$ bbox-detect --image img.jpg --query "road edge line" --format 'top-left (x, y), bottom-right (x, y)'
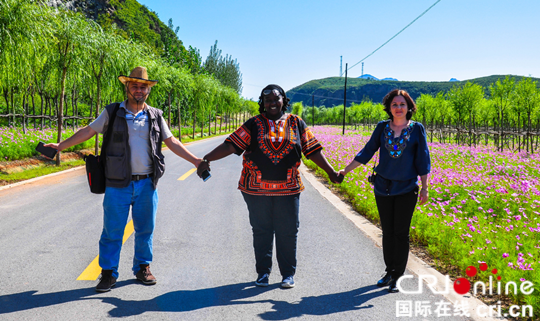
top-left (299, 165), bottom-right (503, 321)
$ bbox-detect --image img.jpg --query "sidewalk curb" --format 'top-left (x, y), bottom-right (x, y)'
top-left (299, 165), bottom-right (504, 321)
top-left (0, 166), bottom-right (86, 192)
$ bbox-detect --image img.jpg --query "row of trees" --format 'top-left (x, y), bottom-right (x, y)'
top-left (294, 76), bottom-right (540, 153)
top-left (0, 0), bottom-right (251, 164)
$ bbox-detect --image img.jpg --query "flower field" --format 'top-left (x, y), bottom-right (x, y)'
top-left (0, 126), bottom-right (99, 161)
top-left (0, 125), bottom-right (232, 162)
top-left (306, 126), bottom-right (540, 315)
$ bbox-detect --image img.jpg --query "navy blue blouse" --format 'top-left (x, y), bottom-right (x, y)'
top-left (354, 120), bottom-right (431, 196)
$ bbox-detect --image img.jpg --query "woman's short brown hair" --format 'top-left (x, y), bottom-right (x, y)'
top-left (382, 89), bottom-right (417, 120)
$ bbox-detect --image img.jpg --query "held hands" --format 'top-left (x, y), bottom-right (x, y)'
top-left (328, 170), bottom-right (344, 184)
top-left (418, 188), bottom-right (429, 206)
top-left (193, 158), bottom-right (203, 169)
top-left (196, 159), bottom-right (210, 178)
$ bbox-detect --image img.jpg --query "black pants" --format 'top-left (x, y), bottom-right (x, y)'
top-left (242, 192), bottom-right (300, 277)
top-left (375, 188), bottom-right (418, 279)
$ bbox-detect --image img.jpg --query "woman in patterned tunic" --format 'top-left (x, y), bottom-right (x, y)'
top-left (339, 89), bottom-right (431, 293)
top-left (197, 84), bottom-right (341, 288)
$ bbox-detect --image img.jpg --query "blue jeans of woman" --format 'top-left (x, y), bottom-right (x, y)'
top-left (100, 177), bottom-right (158, 279)
top-left (375, 188), bottom-right (418, 280)
top-left (242, 192), bottom-right (300, 277)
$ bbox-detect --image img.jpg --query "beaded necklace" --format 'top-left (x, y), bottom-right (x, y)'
top-left (383, 121), bottom-right (414, 158)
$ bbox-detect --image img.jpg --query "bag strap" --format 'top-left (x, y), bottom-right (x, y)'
top-left (100, 103), bottom-right (121, 157)
top-left (371, 151), bottom-right (379, 176)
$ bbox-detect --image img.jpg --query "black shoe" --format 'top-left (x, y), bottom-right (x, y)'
top-left (377, 273), bottom-right (393, 287)
top-left (388, 279), bottom-right (399, 293)
top-left (255, 273), bottom-right (269, 287)
top-left (96, 270), bottom-right (116, 292)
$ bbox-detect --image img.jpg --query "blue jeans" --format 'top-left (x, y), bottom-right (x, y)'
top-left (100, 178), bottom-right (158, 279)
top-left (242, 192), bottom-right (300, 277)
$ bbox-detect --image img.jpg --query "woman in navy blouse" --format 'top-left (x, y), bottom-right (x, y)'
top-left (339, 89), bottom-right (431, 293)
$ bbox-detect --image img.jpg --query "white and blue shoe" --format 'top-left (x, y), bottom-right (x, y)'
top-left (255, 273), bottom-right (270, 287)
top-left (281, 275), bottom-right (295, 288)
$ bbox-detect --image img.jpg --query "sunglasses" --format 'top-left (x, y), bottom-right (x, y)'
top-left (263, 89), bottom-right (281, 96)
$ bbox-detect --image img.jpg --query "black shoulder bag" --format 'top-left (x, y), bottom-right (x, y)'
top-left (83, 103), bottom-right (120, 194)
top-left (368, 151), bottom-right (379, 185)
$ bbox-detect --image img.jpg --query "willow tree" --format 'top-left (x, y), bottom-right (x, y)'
top-left (172, 68), bottom-right (193, 141)
top-left (50, 10), bottom-right (91, 164)
top-left (0, 0), bottom-right (48, 127)
top-left (87, 25), bottom-right (130, 154)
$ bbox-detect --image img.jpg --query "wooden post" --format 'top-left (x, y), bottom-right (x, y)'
top-left (342, 63), bottom-right (348, 135)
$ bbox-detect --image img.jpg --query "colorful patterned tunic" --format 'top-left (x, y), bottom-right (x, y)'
top-left (225, 114), bottom-right (322, 196)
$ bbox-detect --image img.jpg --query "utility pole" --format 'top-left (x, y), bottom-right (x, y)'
top-left (342, 63), bottom-right (348, 135)
top-left (340, 56), bottom-right (342, 77)
top-left (312, 94), bottom-right (315, 127)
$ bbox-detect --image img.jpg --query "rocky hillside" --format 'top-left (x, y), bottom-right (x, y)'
top-left (47, 0), bottom-right (184, 54)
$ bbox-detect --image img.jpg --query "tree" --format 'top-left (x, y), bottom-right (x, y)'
top-left (203, 41), bottom-right (242, 94)
top-left (512, 78), bottom-right (540, 152)
top-left (489, 76), bottom-right (515, 151)
top-left (87, 25), bottom-right (129, 154)
top-left (51, 10), bottom-right (91, 165)
top-left (447, 82), bottom-right (483, 145)
top-left (291, 102), bottom-right (303, 116)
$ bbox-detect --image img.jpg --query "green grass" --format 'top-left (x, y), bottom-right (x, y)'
top-left (0, 159), bottom-right (85, 185)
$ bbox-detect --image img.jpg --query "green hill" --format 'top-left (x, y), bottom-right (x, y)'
top-left (287, 75), bottom-right (540, 107)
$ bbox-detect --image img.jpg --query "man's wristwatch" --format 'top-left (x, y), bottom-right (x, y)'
top-left (202, 158), bottom-right (209, 163)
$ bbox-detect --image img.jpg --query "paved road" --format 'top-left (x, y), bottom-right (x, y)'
top-left (0, 136), bottom-right (470, 320)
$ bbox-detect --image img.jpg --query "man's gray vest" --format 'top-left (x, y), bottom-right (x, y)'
top-left (103, 103), bottom-right (165, 189)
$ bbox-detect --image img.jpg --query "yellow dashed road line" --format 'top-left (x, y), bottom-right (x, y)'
top-left (178, 168), bottom-right (197, 181)
top-left (77, 220), bottom-right (135, 281)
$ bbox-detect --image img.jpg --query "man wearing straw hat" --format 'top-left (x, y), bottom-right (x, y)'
top-left (46, 67), bottom-right (202, 292)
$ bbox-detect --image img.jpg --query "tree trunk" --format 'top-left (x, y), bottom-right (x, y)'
top-left (3, 88), bottom-right (9, 127)
top-left (219, 114), bottom-right (223, 134)
top-left (31, 88), bottom-right (36, 129)
top-left (22, 89), bottom-right (28, 134)
top-left (177, 101), bottom-right (182, 142)
top-left (168, 91), bottom-right (172, 128)
top-left (39, 94), bottom-right (44, 130)
top-left (192, 112), bottom-right (196, 140)
top-left (10, 88), bottom-right (14, 126)
top-left (94, 77), bottom-right (102, 155)
top-left (57, 65), bottom-right (68, 166)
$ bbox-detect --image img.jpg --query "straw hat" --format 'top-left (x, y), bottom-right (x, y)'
top-left (118, 66), bottom-right (158, 87)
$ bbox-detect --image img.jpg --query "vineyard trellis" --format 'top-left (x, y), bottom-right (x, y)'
top-left (0, 0), bottom-right (257, 164)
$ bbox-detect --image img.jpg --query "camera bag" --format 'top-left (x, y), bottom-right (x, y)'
top-left (83, 103), bottom-right (120, 194)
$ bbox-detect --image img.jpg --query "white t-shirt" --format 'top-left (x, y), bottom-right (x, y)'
top-left (89, 101), bottom-right (173, 175)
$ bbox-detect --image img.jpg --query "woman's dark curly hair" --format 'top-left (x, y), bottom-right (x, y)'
top-left (257, 84), bottom-right (291, 114)
top-left (382, 89), bottom-right (417, 120)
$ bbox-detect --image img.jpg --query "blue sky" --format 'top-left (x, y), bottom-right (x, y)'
top-left (138, 0), bottom-right (540, 101)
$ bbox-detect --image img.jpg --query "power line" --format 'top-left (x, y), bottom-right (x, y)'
top-left (347, 0), bottom-right (442, 73)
